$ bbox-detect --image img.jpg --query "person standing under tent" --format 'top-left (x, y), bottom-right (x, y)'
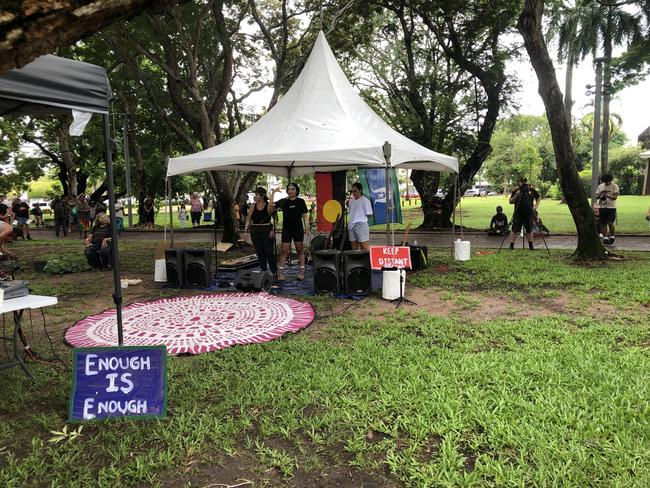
top-left (595, 174), bottom-right (619, 246)
top-left (244, 187), bottom-right (277, 276)
top-left (270, 183), bottom-right (308, 281)
top-left (347, 182), bottom-right (373, 250)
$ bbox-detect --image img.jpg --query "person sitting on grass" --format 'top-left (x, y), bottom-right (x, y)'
top-left (531, 209), bottom-right (549, 237)
top-left (487, 206), bottom-right (508, 236)
top-left (84, 213), bottom-right (113, 269)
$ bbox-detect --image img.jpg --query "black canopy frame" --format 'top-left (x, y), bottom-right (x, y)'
top-left (0, 55), bottom-right (124, 346)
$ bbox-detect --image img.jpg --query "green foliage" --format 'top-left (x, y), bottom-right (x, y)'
top-left (483, 115), bottom-right (552, 191)
top-left (43, 255), bottom-right (92, 274)
top-left (608, 145), bottom-right (645, 194)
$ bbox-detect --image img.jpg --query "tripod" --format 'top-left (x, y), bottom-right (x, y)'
top-left (497, 213), bottom-right (550, 255)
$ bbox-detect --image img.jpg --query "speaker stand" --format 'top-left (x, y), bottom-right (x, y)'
top-left (388, 270), bottom-right (416, 309)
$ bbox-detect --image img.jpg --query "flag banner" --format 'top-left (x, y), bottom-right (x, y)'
top-left (315, 171), bottom-right (347, 231)
top-left (358, 168), bottom-right (402, 225)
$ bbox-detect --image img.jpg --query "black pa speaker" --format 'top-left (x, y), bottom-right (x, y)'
top-left (313, 249), bottom-right (341, 294)
top-left (165, 249), bottom-right (184, 287)
top-left (183, 249), bottom-right (212, 287)
top-left (343, 250), bottom-right (371, 295)
top-left (409, 245), bottom-right (428, 271)
top-left (234, 269), bottom-right (273, 291)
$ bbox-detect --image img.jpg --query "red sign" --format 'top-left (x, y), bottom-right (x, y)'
top-left (369, 246), bottom-right (412, 270)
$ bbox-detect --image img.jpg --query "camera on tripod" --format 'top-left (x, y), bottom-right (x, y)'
top-left (599, 190), bottom-right (608, 205)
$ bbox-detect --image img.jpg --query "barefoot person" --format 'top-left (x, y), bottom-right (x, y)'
top-left (244, 187), bottom-right (277, 276)
top-left (347, 182), bottom-right (373, 250)
top-left (270, 183), bottom-right (308, 281)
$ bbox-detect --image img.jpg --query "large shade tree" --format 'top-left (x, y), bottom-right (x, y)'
top-left (518, 0), bottom-right (607, 260)
top-left (0, 0), bottom-right (183, 74)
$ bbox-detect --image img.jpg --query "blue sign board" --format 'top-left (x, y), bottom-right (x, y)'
top-left (69, 346), bottom-right (167, 422)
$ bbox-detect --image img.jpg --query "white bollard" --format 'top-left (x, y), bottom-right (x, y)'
top-left (454, 239), bottom-right (471, 261)
top-left (154, 259), bottom-right (167, 282)
top-left (382, 269), bottom-right (406, 300)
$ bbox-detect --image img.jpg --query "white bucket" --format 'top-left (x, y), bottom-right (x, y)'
top-left (382, 269), bottom-right (406, 300)
top-left (120, 279), bottom-right (129, 289)
top-left (454, 239), bottom-right (471, 261)
top-left (154, 259), bottom-right (167, 282)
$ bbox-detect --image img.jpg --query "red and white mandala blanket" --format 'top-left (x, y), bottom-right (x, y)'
top-left (65, 293), bottom-right (314, 355)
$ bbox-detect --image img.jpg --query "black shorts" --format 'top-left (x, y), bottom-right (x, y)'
top-left (281, 228), bottom-right (304, 244)
top-left (599, 208), bottom-right (616, 224)
top-left (511, 213), bottom-right (532, 234)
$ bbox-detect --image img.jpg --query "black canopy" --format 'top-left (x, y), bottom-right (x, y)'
top-left (0, 54), bottom-right (110, 116)
top-left (0, 54), bottom-right (124, 346)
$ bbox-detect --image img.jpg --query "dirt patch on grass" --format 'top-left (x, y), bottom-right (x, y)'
top-left (345, 287), bottom-right (624, 324)
top-left (163, 437), bottom-right (398, 488)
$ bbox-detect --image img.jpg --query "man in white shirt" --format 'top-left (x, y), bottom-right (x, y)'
top-left (595, 174), bottom-right (619, 246)
top-left (347, 182), bottom-right (374, 250)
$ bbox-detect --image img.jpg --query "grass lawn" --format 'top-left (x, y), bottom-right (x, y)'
top-left (372, 195), bottom-right (650, 234)
top-left (40, 196), bottom-right (650, 235)
top-left (1, 240), bottom-right (650, 486)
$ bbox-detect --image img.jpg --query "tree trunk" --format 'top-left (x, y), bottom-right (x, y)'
top-left (518, 0), bottom-right (607, 260)
top-left (438, 87), bottom-right (501, 227)
top-left (564, 34), bottom-right (576, 132)
top-left (601, 8), bottom-right (613, 175)
top-left (127, 120), bottom-right (147, 226)
top-left (0, 0), bottom-right (182, 75)
top-left (57, 117), bottom-right (78, 197)
top-left (410, 170), bottom-right (440, 228)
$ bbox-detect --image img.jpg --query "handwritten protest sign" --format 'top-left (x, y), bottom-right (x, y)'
top-left (69, 346), bottom-right (167, 421)
top-left (369, 246), bottom-right (412, 270)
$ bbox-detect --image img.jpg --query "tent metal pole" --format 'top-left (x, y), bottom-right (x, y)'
top-left (104, 114), bottom-right (124, 347)
top-left (123, 115), bottom-right (133, 229)
top-left (383, 142), bottom-right (392, 246)
top-left (452, 174), bottom-right (457, 258)
top-left (167, 166), bottom-right (174, 247)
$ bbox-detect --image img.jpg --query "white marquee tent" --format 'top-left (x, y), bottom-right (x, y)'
top-left (167, 31), bottom-right (458, 178)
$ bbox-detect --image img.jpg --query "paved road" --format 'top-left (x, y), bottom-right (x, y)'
top-left (29, 227), bottom-right (650, 251)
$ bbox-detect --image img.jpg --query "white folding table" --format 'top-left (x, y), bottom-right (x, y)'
top-left (0, 294), bottom-right (58, 378)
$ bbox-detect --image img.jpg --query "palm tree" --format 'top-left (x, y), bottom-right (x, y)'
top-left (546, 1), bottom-right (641, 171)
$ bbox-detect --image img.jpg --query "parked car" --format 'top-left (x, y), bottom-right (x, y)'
top-left (463, 189), bottom-right (480, 197)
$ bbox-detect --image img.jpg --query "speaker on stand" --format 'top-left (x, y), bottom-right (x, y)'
top-left (343, 250), bottom-right (371, 295)
top-left (313, 249), bottom-right (341, 293)
top-left (164, 249), bottom-right (184, 287)
top-left (183, 249), bottom-right (212, 287)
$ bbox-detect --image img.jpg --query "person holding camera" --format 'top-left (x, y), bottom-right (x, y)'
top-left (508, 177), bottom-right (541, 250)
top-left (595, 174), bottom-right (619, 246)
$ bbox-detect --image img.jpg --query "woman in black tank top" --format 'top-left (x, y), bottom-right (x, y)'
top-left (245, 187), bottom-right (277, 275)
